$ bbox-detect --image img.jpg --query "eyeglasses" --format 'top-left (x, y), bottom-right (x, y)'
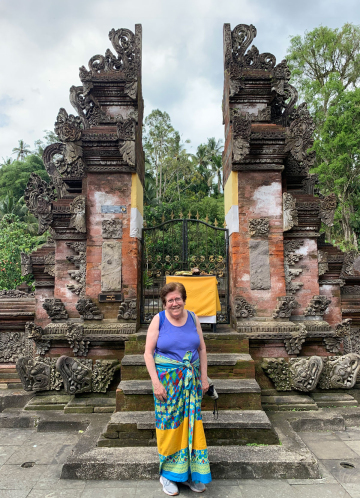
top-left (167, 297), bottom-right (183, 304)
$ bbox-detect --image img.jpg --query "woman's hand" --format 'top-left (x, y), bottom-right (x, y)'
top-left (201, 377), bottom-right (209, 395)
top-left (153, 382), bottom-right (167, 402)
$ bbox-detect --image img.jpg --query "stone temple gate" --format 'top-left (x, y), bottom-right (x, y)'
top-left (1, 23), bottom-right (360, 454)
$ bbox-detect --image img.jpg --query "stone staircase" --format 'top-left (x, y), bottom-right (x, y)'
top-left (100, 326), bottom-right (279, 447)
top-left (0, 365), bottom-right (22, 389)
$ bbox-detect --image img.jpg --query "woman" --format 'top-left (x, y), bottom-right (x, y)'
top-left (144, 282), bottom-right (212, 496)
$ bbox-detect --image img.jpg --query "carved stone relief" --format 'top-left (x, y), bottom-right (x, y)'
top-left (318, 251), bottom-right (329, 276)
top-left (301, 174), bottom-right (319, 196)
top-left (262, 356), bottom-right (323, 392)
top-left (56, 356), bottom-right (92, 394)
top-left (234, 297), bottom-right (256, 319)
top-left (283, 193), bottom-right (298, 231)
top-left (341, 251), bottom-right (358, 278)
top-left (232, 114), bottom-right (251, 162)
top-left (118, 300), bottom-right (137, 320)
top-left (43, 299), bottom-right (68, 321)
top-left (92, 359), bottom-right (120, 392)
top-left (318, 354), bottom-right (360, 389)
top-left (283, 240), bottom-right (303, 294)
top-left (101, 241), bottom-right (122, 292)
top-left (102, 219), bottom-right (123, 238)
top-left (24, 173), bottom-right (56, 235)
top-left (0, 331), bottom-right (32, 363)
top-left (17, 357), bottom-right (51, 392)
top-left (284, 103), bottom-right (316, 171)
top-left (44, 252), bottom-right (55, 277)
top-left (21, 253), bottom-right (32, 276)
top-left (304, 295), bottom-right (331, 317)
top-left (320, 194), bottom-right (337, 227)
top-left (65, 323), bottom-right (89, 356)
top-left (273, 296), bottom-right (299, 319)
top-left (271, 59), bottom-right (298, 126)
top-left (324, 319), bottom-right (352, 354)
top-left (26, 322), bottom-right (50, 356)
top-left (69, 196), bottom-right (86, 233)
top-left (248, 218), bottom-right (269, 237)
top-left (344, 329), bottom-right (360, 355)
top-left (76, 298), bottom-right (103, 320)
top-left (66, 241), bottom-right (86, 297)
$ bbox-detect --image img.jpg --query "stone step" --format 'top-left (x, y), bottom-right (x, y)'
top-left (0, 373), bottom-right (20, 380)
top-left (116, 379), bottom-right (261, 412)
top-left (24, 394), bottom-right (74, 411)
top-left (0, 365), bottom-right (17, 373)
top-left (98, 409), bottom-right (279, 447)
top-left (65, 397), bottom-right (116, 414)
top-left (121, 353), bottom-right (255, 380)
top-left (310, 392), bottom-right (358, 408)
top-left (262, 394), bottom-right (318, 411)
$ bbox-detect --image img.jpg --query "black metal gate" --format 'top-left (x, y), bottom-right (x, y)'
top-left (140, 217), bottom-right (229, 324)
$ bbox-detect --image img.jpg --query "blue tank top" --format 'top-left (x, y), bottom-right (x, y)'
top-left (155, 310), bottom-right (200, 363)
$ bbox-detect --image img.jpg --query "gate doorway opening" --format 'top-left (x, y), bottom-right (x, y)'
top-left (140, 217), bottom-right (229, 324)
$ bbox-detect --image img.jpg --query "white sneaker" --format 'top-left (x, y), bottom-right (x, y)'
top-left (160, 476), bottom-right (179, 496)
top-left (183, 480), bottom-right (206, 493)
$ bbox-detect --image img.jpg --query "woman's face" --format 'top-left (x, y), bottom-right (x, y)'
top-left (164, 290), bottom-right (185, 319)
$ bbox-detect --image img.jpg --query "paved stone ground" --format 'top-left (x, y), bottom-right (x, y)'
top-left (1, 426), bottom-right (360, 497)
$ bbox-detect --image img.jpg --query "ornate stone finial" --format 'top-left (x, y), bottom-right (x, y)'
top-left (284, 324), bottom-right (307, 355)
top-left (102, 219), bottom-right (123, 239)
top-left (55, 108), bottom-right (82, 142)
top-left (25, 322), bottom-right (50, 356)
top-left (76, 298), bottom-right (103, 320)
top-left (24, 174), bottom-right (56, 235)
top-left (284, 103), bottom-right (316, 172)
top-left (21, 252), bottom-right (32, 276)
top-left (65, 323), bottom-right (89, 356)
top-left (262, 356), bottom-right (323, 392)
top-left (273, 296), bottom-right (299, 319)
top-left (69, 196), bottom-right (86, 233)
top-left (248, 218), bottom-right (269, 238)
top-left (283, 193), bottom-right (298, 231)
top-left (304, 295), bottom-right (331, 317)
top-left (229, 24), bottom-right (276, 72)
top-left (234, 297), bottom-right (256, 319)
top-left (43, 298), bottom-right (68, 321)
top-left (232, 113), bottom-right (251, 162)
top-left (118, 300), bottom-right (137, 320)
top-left (318, 354), bottom-right (360, 389)
top-left (320, 194), bottom-right (337, 227)
top-left (318, 250), bottom-right (329, 276)
top-left (56, 356), bottom-right (92, 394)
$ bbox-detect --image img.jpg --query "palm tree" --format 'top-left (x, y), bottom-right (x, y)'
top-left (206, 138), bottom-right (223, 193)
top-left (12, 140), bottom-right (31, 161)
top-left (1, 157), bottom-right (13, 167)
top-left (0, 195), bottom-right (28, 220)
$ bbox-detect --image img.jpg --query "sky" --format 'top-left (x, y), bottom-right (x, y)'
top-left (0, 0), bottom-right (359, 160)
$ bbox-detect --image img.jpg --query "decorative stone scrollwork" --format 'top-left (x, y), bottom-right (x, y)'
top-left (262, 356), bottom-right (323, 392)
top-left (324, 319), bottom-right (352, 354)
top-left (17, 357), bottom-right (51, 391)
top-left (56, 356), bottom-right (92, 394)
top-left (320, 194), bottom-right (337, 227)
top-left (0, 289), bottom-right (34, 298)
top-left (234, 297), bottom-right (256, 319)
top-left (102, 219), bottom-right (123, 238)
top-left (273, 296), bottom-right (299, 319)
top-left (69, 85), bottom-right (113, 129)
top-left (92, 359), bottom-right (120, 392)
top-left (230, 24), bottom-right (276, 72)
top-left (340, 251), bottom-right (359, 278)
top-left (318, 251), bottom-right (329, 276)
top-left (248, 218), bottom-right (269, 238)
top-left (118, 300), bottom-right (137, 320)
top-left (284, 240), bottom-right (303, 294)
top-left (42, 143), bottom-right (68, 198)
top-left (69, 196), bottom-right (86, 233)
top-left (0, 332), bottom-right (28, 362)
top-left (21, 253), bottom-right (32, 276)
top-left (344, 328), bottom-right (360, 355)
top-left (301, 174), bottom-right (319, 196)
top-left (25, 322), bottom-right (50, 356)
top-left (44, 252), bottom-right (55, 277)
top-left (283, 193), bottom-right (298, 232)
top-left (65, 323), bottom-right (89, 356)
top-left (318, 354), bottom-right (360, 389)
top-left (55, 107), bottom-right (82, 142)
top-left (284, 102), bottom-right (316, 171)
top-left (43, 298), bottom-right (68, 321)
top-left (76, 298), bottom-right (103, 320)
top-left (232, 114), bottom-right (251, 162)
top-left (284, 324), bottom-right (307, 355)
top-left (271, 59), bottom-right (298, 126)
top-left (66, 241), bottom-right (86, 297)
top-left (24, 173), bottom-right (56, 235)
top-left (304, 295), bottom-right (331, 317)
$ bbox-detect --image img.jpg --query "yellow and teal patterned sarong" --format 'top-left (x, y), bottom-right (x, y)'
top-left (154, 351), bottom-right (212, 484)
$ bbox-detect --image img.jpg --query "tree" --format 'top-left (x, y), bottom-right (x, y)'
top-left (12, 140), bottom-right (31, 161)
top-left (0, 154), bottom-right (49, 202)
top-left (0, 215), bottom-right (46, 290)
top-left (286, 24), bottom-right (360, 127)
top-left (312, 88), bottom-right (360, 249)
top-left (33, 130), bottom-right (59, 157)
top-left (206, 137), bottom-right (223, 194)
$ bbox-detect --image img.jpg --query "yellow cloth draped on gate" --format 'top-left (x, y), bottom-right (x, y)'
top-left (165, 276), bottom-right (221, 317)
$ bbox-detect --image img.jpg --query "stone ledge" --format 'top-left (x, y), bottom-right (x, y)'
top-left (117, 378), bottom-right (261, 395)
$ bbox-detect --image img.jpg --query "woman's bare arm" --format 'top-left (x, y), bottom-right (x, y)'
top-left (144, 314), bottom-right (167, 401)
top-left (195, 315), bottom-right (209, 393)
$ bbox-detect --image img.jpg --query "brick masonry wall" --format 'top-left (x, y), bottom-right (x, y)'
top-left (320, 284), bottom-right (342, 327)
